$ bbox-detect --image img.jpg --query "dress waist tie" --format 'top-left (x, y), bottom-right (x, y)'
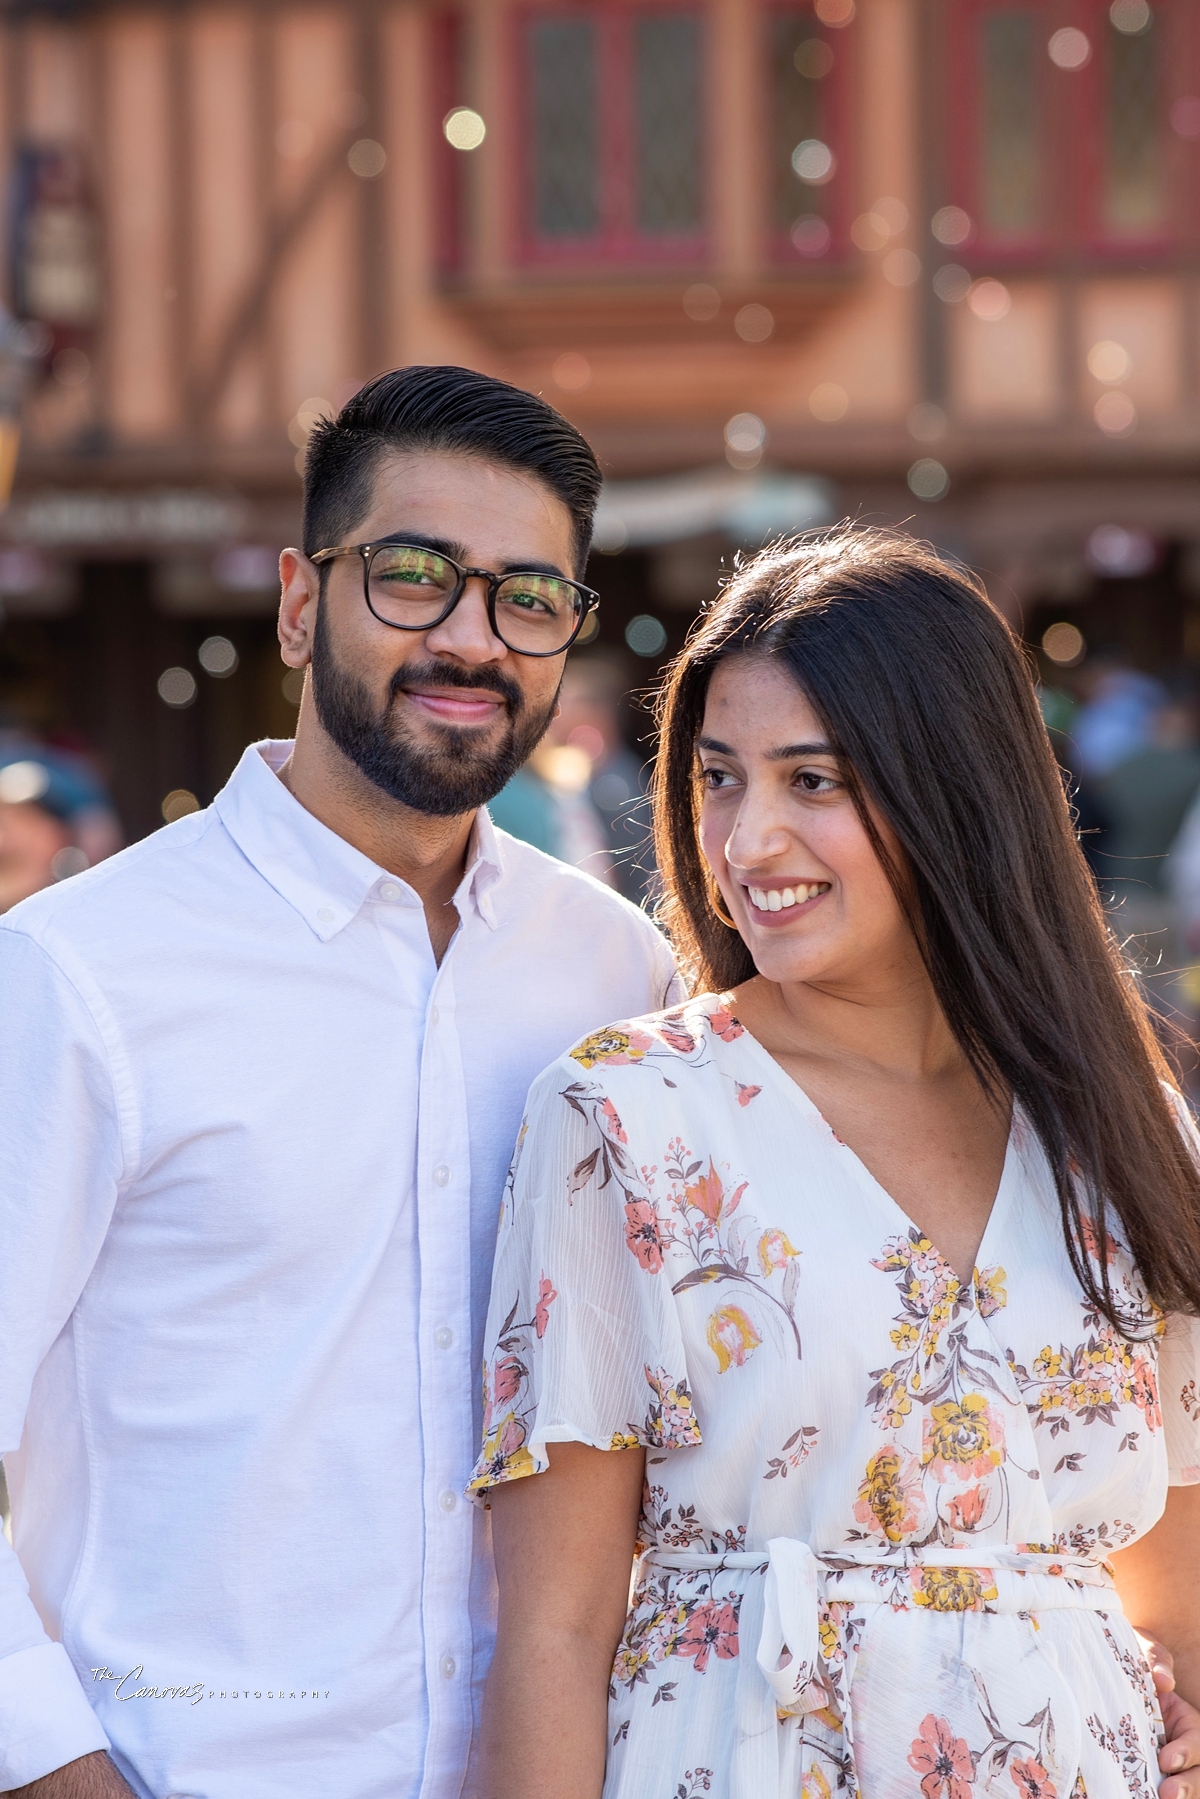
top-left (635, 1541), bottom-right (1123, 1799)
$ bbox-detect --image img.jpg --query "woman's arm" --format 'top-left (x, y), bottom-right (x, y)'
top-left (1110, 1485), bottom-right (1200, 1799)
top-left (479, 1441), bottom-right (646, 1799)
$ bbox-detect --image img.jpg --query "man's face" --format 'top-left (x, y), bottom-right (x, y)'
top-left (0, 801), bottom-right (70, 911)
top-left (291, 451), bottom-right (581, 817)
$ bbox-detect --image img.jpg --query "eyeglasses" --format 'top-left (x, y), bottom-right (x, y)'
top-left (310, 540), bottom-right (600, 658)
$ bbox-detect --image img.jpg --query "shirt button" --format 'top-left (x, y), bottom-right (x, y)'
top-left (434, 1326), bottom-right (453, 1350)
top-left (433, 1164), bottom-right (450, 1187)
top-left (440, 1654), bottom-right (456, 1680)
top-left (439, 1489), bottom-right (458, 1514)
top-left (379, 881), bottom-right (402, 902)
top-left (317, 906), bottom-right (334, 924)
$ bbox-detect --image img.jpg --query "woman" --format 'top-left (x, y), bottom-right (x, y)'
top-left (471, 532), bottom-right (1200, 1799)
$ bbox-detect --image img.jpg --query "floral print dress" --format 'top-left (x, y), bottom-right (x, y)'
top-left (470, 993), bottom-right (1200, 1799)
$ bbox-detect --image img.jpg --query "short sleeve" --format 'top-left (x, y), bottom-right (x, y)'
top-left (469, 1055), bottom-right (701, 1500)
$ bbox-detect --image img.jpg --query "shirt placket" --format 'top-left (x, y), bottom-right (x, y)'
top-left (415, 949), bottom-right (475, 1798)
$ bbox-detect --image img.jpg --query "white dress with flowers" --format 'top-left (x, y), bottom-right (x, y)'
top-left (471, 993), bottom-right (1200, 1799)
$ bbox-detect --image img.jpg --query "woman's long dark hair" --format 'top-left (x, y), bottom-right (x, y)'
top-left (652, 527), bottom-right (1200, 1329)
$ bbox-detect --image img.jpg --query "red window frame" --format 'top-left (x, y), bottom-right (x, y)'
top-left (514, 0), bottom-right (711, 270)
top-left (945, 0), bottom-right (1199, 266)
top-left (764, 1), bottom-right (855, 269)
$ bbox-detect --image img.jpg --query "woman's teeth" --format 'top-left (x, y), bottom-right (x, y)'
top-left (748, 883), bottom-right (828, 913)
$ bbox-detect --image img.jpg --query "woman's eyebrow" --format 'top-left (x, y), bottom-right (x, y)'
top-left (696, 735), bottom-right (834, 759)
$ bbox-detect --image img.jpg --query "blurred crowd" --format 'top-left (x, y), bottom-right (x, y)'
top-left (0, 731), bottom-right (120, 915)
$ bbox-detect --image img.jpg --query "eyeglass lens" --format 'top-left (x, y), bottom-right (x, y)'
top-left (367, 545), bottom-right (584, 652)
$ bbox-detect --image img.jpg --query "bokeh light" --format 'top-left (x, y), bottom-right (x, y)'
top-left (443, 108), bottom-right (486, 151)
top-left (1042, 622), bottom-right (1086, 666)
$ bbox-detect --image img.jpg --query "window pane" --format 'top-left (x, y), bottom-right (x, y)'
top-left (635, 13), bottom-right (702, 234)
top-left (1106, 15), bottom-right (1161, 233)
top-left (772, 11), bottom-right (826, 235)
top-left (532, 19), bottom-right (598, 237)
top-left (980, 11), bottom-right (1039, 236)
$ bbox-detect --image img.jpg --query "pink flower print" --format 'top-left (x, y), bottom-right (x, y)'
top-left (945, 1484), bottom-right (989, 1533)
top-left (1128, 1356), bottom-right (1162, 1431)
top-left (656, 1011), bottom-right (699, 1055)
top-left (1010, 1759), bottom-right (1058, 1799)
top-left (676, 1600), bottom-right (739, 1673)
top-left (908, 1713), bottom-right (976, 1799)
top-left (757, 1228), bottom-right (799, 1276)
top-left (600, 1097), bottom-right (628, 1143)
top-left (625, 1199), bottom-right (665, 1273)
top-left (1078, 1213), bottom-right (1117, 1265)
top-left (483, 1353), bottom-right (522, 1430)
top-left (706, 1304), bottom-right (762, 1373)
top-left (922, 1393), bottom-right (1005, 1481)
top-left (535, 1274), bottom-right (557, 1338)
top-left (570, 1026), bottom-right (655, 1069)
top-left (708, 1004), bottom-right (744, 1043)
top-left (736, 1083), bottom-right (762, 1107)
top-left (686, 1161), bottom-right (726, 1222)
top-left (853, 1446), bottom-right (925, 1544)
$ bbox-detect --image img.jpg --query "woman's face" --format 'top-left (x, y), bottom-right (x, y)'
top-left (696, 653), bottom-right (915, 991)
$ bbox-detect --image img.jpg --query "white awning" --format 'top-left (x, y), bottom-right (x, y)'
top-left (592, 467), bottom-right (835, 552)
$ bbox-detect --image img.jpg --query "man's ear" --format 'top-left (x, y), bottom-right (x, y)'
top-left (278, 549), bottom-right (320, 667)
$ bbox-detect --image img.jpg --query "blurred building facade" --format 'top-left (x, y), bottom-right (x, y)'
top-left (0, 0), bottom-right (1197, 837)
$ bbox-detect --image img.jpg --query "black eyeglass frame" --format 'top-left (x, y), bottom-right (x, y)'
top-left (310, 540), bottom-right (600, 658)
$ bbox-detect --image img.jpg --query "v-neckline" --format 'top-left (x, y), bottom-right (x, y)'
top-left (718, 1001), bottom-right (1016, 1289)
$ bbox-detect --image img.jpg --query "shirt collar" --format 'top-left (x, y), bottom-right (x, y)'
top-left (214, 741), bottom-right (505, 940)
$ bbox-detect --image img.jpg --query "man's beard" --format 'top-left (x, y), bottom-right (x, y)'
top-left (308, 602), bottom-right (558, 817)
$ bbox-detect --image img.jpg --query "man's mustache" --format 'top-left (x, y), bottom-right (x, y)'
top-left (386, 659), bottom-right (523, 719)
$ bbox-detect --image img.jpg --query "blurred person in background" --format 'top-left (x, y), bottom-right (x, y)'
top-left (0, 744), bottom-right (120, 912)
top-left (1072, 647), bottom-right (1166, 779)
top-left (489, 652), bottom-right (657, 904)
top-left (1097, 691), bottom-right (1200, 1029)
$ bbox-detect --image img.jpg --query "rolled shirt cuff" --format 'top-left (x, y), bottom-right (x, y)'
top-left (0, 1640), bottom-right (110, 1790)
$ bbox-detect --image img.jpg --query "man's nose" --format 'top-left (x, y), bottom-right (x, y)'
top-left (423, 575), bottom-right (508, 665)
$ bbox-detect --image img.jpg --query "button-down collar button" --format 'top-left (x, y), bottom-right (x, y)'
top-left (433, 1164), bottom-right (450, 1187)
top-left (440, 1654), bottom-right (457, 1679)
top-left (379, 881), bottom-right (402, 902)
top-left (439, 1489), bottom-right (458, 1514)
top-left (317, 906), bottom-right (334, 924)
top-left (434, 1326), bottom-right (453, 1350)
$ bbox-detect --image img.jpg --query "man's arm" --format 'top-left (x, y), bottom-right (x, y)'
top-left (0, 928), bottom-right (129, 1789)
top-left (6, 1752), bottom-right (136, 1797)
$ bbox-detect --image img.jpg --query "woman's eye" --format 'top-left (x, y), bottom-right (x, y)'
top-left (701, 767), bottom-right (733, 789)
top-left (797, 770), bottom-right (838, 794)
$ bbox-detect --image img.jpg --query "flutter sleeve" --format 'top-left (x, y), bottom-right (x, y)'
top-left (469, 1053), bottom-right (701, 1500)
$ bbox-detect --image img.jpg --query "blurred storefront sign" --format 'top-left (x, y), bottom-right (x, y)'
top-left (593, 468), bottom-right (834, 552)
top-left (0, 488), bottom-right (250, 549)
top-left (11, 145), bottom-right (101, 351)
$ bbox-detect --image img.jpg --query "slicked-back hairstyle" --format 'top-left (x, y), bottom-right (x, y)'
top-left (302, 365), bottom-right (602, 574)
top-left (652, 526), bottom-right (1200, 1331)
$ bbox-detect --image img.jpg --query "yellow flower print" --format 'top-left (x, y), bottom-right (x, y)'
top-left (609, 1430), bottom-right (641, 1451)
top-left (570, 1026), bottom-right (655, 1068)
top-left (469, 1411), bottom-right (536, 1492)
top-left (706, 1304), bottom-right (762, 1372)
top-left (853, 1446), bottom-right (925, 1543)
top-left (974, 1263), bottom-right (1007, 1318)
top-left (890, 1320), bottom-right (920, 1351)
top-left (1033, 1346), bottom-right (1063, 1379)
top-left (801, 1764), bottom-right (832, 1799)
top-left (911, 1566), bottom-right (998, 1612)
top-left (922, 1393), bottom-right (1005, 1480)
top-left (757, 1228), bottom-right (799, 1276)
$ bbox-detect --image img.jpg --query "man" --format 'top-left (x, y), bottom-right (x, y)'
top-left (0, 367), bottom-right (678, 1797)
top-left (0, 745), bottom-right (120, 912)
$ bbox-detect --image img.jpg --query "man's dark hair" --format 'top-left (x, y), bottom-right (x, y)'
top-left (302, 365), bottom-right (602, 574)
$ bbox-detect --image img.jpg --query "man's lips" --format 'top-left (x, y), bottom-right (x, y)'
top-left (400, 687), bottom-right (508, 726)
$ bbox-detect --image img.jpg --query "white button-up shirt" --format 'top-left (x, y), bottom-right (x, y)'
top-left (0, 741), bottom-right (678, 1799)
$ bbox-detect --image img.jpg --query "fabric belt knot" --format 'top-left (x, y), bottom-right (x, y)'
top-left (756, 1537), bottom-right (827, 1716)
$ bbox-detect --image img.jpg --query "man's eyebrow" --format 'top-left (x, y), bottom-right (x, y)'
top-left (696, 735), bottom-right (834, 759)
top-left (372, 532), bottom-right (568, 580)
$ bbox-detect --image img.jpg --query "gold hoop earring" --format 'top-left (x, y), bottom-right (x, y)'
top-left (706, 873), bottom-right (738, 931)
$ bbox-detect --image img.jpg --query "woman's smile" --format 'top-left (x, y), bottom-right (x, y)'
top-left (743, 880), bottom-right (832, 920)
